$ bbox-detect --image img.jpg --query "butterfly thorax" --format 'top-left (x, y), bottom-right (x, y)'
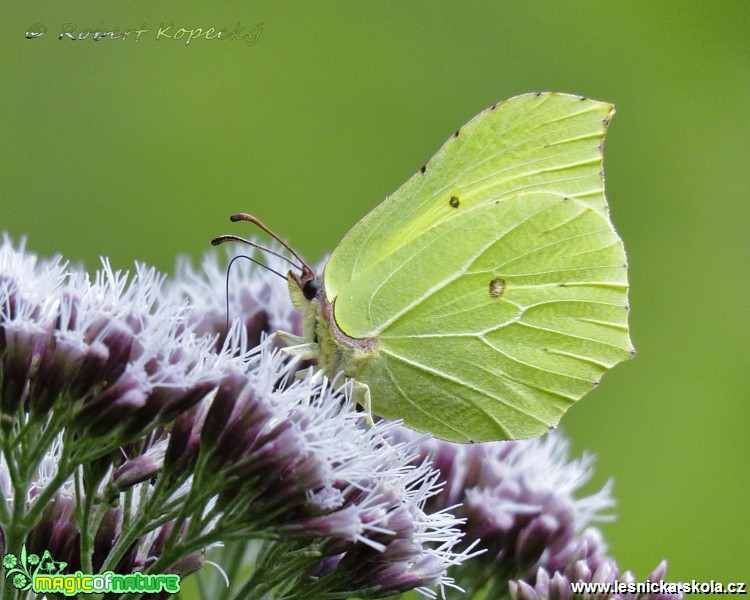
top-left (287, 273), bottom-right (378, 380)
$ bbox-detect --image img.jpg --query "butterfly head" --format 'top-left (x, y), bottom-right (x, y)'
top-left (212, 212), bottom-right (323, 309)
top-left (287, 265), bottom-right (323, 310)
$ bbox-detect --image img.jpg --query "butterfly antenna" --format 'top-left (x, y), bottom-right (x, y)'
top-left (222, 254), bottom-right (286, 334)
top-left (211, 234), bottom-right (301, 271)
top-left (227, 213), bottom-right (315, 275)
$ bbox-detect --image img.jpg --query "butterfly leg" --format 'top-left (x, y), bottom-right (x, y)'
top-left (275, 329), bottom-right (305, 346)
top-left (351, 381), bottom-right (403, 451)
top-left (350, 380), bottom-right (373, 424)
top-left (276, 330), bottom-right (320, 360)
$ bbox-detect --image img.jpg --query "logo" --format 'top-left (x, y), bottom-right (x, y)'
top-left (3, 546), bottom-right (67, 592)
top-left (3, 545), bottom-right (180, 596)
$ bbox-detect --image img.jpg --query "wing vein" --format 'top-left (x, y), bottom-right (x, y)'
top-left (381, 347), bottom-right (546, 433)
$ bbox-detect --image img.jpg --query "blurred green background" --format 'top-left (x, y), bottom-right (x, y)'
top-left (2, 0), bottom-right (748, 589)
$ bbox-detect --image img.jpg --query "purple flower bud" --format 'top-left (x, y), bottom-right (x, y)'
top-left (548, 571), bottom-right (570, 600)
top-left (648, 559), bottom-right (668, 582)
top-left (516, 514), bottom-right (558, 570)
top-left (72, 366), bottom-right (150, 436)
top-left (29, 335), bottom-right (86, 415)
top-left (1, 320), bottom-right (52, 415)
top-left (68, 339), bottom-right (110, 397)
top-left (307, 554), bottom-right (342, 579)
top-left (163, 409), bottom-right (200, 478)
top-left (199, 370), bottom-right (250, 448)
top-left (158, 380), bottom-right (215, 421)
top-left (167, 547), bottom-right (205, 580)
top-left (571, 559), bottom-right (592, 583)
top-left (279, 506), bottom-right (365, 540)
top-left (113, 440), bottom-right (167, 488)
top-left (513, 579), bottom-right (541, 600)
top-left (97, 323), bottom-right (136, 385)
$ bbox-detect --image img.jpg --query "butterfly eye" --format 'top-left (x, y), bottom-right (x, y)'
top-left (302, 278), bottom-right (321, 301)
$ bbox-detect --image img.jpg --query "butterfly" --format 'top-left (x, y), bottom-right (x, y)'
top-left (213, 93), bottom-right (634, 443)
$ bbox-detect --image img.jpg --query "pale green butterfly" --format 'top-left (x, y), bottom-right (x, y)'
top-left (213, 92), bottom-right (634, 443)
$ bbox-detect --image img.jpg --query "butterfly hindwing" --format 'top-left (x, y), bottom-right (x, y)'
top-left (336, 193), bottom-right (631, 441)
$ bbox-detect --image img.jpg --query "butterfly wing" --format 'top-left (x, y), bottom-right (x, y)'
top-left (324, 93), bottom-right (633, 442)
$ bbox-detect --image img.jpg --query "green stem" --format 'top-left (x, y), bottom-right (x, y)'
top-left (99, 482), bottom-right (180, 573)
top-left (227, 541), bottom-right (324, 600)
top-left (76, 466), bottom-right (110, 575)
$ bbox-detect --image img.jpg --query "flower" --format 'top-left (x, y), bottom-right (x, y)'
top-left (0, 235), bottom-right (220, 442)
top-left (0, 234), bottom-right (680, 599)
top-left (389, 426), bottom-right (681, 599)
top-left (0, 234), bottom-right (468, 598)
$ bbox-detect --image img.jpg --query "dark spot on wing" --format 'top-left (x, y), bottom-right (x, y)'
top-left (420, 165), bottom-right (427, 174)
top-left (557, 283), bottom-right (568, 287)
top-left (579, 96), bottom-right (587, 101)
top-left (534, 92), bottom-right (542, 97)
top-left (449, 195), bottom-right (460, 208)
top-left (603, 118), bottom-right (611, 126)
top-left (452, 129), bottom-right (460, 138)
top-left (489, 277), bottom-right (506, 298)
